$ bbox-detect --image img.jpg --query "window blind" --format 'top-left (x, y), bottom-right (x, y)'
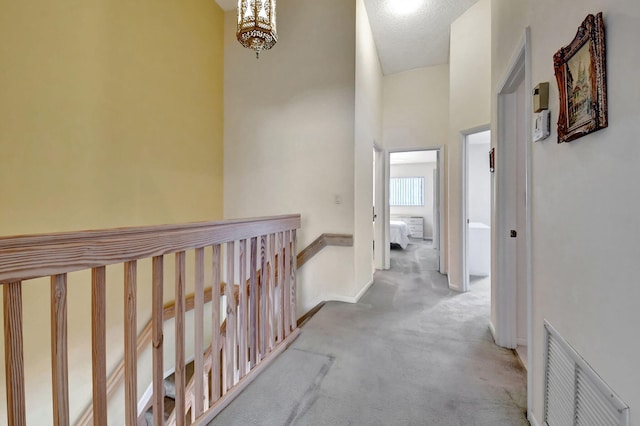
top-left (390, 177), bottom-right (424, 206)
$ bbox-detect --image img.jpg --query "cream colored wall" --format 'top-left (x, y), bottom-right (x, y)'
top-left (354, 0), bottom-right (383, 297)
top-left (383, 66), bottom-right (450, 150)
top-left (492, 0), bottom-right (640, 423)
top-left (382, 65), bottom-right (450, 269)
top-left (223, 0), bottom-right (357, 313)
top-left (0, 1), bottom-right (225, 423)
top-left (448, 0), bottom-right (491, 290)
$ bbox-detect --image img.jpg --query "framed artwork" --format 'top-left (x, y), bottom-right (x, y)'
top-left (553, 12), bottom-right (607, 143)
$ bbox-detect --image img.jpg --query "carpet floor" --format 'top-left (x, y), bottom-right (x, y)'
top-left (209, 241), bottom-right (528, 426)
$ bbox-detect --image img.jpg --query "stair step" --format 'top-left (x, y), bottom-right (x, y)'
top-left (141, 395), bottom-right (176, 425)
top-left (164, 360), bottom-right (196, 399)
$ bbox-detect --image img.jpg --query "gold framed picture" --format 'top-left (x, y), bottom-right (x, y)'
top-left (553, 13), bottom-right (607, 143)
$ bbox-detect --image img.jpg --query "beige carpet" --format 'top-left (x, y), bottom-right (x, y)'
top-left (209, 240), bottom-right (528, 425)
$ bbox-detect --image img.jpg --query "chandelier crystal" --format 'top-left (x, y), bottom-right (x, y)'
top-left (237, 0), bottom-right (277, 58)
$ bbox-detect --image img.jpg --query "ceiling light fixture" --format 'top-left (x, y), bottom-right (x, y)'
top-left (389, 0), bottom-right (422, 16)
top-left (237, 0), bottom-right (277, 59)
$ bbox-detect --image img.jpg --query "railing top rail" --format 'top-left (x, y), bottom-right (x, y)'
top-left (0, 215), bottom-right (301, 284)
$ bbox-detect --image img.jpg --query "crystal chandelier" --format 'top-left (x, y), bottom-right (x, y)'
top-left (237, 0), bottom-right (277, 58)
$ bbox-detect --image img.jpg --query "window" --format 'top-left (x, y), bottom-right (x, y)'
top-left (390, 177), bottom-right (424, 206)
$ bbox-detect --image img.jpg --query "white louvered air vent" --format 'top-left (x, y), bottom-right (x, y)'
top-left (544, 321), bottom-right (629, 426)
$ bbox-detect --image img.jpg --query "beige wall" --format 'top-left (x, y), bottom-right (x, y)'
top-left (383, 65), bottom-right (450, 150)
top-left (0, 1), bottom-right (225, 423)
top-left (448, 0), bottom-right (492, 290)
top-left (354, 0), bottom-right (383, 297)
top-left (382, 64), bottom-right (450, 269)
top-left (492, 0), bottom-right (640, 423)
top-left (223, 0), bottom-right (357, 312)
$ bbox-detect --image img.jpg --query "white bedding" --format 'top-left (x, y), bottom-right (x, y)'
top-left (390, 220), bottom-right (411, 249)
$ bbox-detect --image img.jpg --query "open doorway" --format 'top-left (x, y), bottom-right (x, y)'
top-left (462, 130), bottom-right (492, 293)
top-left (384, 149), bottom-right (444, 272)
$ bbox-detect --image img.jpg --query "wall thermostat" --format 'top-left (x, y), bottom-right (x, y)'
top-left (533, 82), bottom-right (549, 112)
top-left (533, 110), bottom-right (551, 142)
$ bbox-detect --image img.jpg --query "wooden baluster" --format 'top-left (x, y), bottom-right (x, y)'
top-left (91, 267), bottom-right (107, 425)
top-left (249, 237), bottom-right (258, 368)
top-left (283, 231), bottom-right (291, 337)
top-left (175, 252), bottom-right (186, 426)
top-left (151, 257), bottom-right (164, 426)
top-left (277, 232), bottom-right (284, 343)
top-left (211, 245), bottom-right (221, 403)
top-left (225, 242), bottom-right (236, 390)
top-left (51, 274), bottom-right (69, 426)
top-left (268, 233), bottom-right (276, 350)
top-left (4, 282), bottom-right (26, 426)
top-left (260, 235), bottom-right (267, 357)
top-left (124, 262), bottom-right (137, 426)
top-left (238, 240), bottom-right (248, 378)
top-left (194, 248), bottom-right (205, 418)
top-left (291, 229), bottom-right (298, 331)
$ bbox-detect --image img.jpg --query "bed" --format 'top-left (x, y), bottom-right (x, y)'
top-left (390, 220), bottom-right (411, 249)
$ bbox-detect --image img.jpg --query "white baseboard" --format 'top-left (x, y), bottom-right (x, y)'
top-left (354, 278), bottom-right (374, 302)
top-left (446, 272), bottom-right (464, 291)
top-left (324, 279), bottom-right (374, 304)
top-left (489, 322), bottom-right (497, 344)
top-left (137, 355), bottom-right (196, 414)
top-left (516, 338), bottom-right (528, 347)
top-left (528, 411), bottom-right (541, 426)
top-left (138, 382), bottom-right (154, 415)
top-left (323, 294), bottom-right (358, 303)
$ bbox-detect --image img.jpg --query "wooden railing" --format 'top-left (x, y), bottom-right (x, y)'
top-left (75, 231), bottom-right (353, 425)
top-left (0, 215), bottom-right (301, 426)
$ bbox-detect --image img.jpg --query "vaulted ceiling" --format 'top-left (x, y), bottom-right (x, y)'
top-left (215, 0), bottom-right (479, 75)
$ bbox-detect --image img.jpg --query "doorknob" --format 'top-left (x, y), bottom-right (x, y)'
top-left (510, 230), bottom-right (517, 238)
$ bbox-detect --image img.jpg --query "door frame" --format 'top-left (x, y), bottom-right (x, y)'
top-left (460, 125), bottom-right (491, 293)
top-left (494, 27), bottom-right (533, 422)
top-left (373, 143), bottom-right (385, 270)
top-left (383, 146), bottom-right (444, 272)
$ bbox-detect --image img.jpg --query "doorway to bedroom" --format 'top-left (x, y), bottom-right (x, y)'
top-left (386, 149), bottom-right (443, 273)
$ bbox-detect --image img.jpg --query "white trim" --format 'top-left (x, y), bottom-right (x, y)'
top-left (138, 382), bottom-right (154, 415)
top-left (448, 281), bottom-right (463, 292)
top-left (385, 146), bottom-right (445, 273)
top-left (495, 27), bottom-right (534, 422)
top-left (461, 133), bottom-right (469, 292)
top-left (495, 29), bottom-right (530, 349)
top-left (373, 146), bottom-right (385, 270)
top-left (354, 278), bottom-right (375, 302)
top-left (528, 412), bottom-right (541, 426)
top-left (459, 125), bottom-right (490, 293)
top-left (324, 294), bottom-right (359, 304)
top-left (488, 322), bottom-right (498, 344)
top-left (523, 27), bottom-right (534, 426)
top-left (516, 338), bottom-right (528, 347)
top-left (324, 278), bottom-right (374, 304)
top-left (137, 354), bottom-right (197, 415)
top-left (438, 149), bottom-right (446, 274)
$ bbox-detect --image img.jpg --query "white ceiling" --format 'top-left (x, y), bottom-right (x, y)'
top-left (216, 0), bottom-right (479, 75)
top-left (363, 0), bottom-right (479, 74)
top-left (390, 150), bottom-right (437, 165)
